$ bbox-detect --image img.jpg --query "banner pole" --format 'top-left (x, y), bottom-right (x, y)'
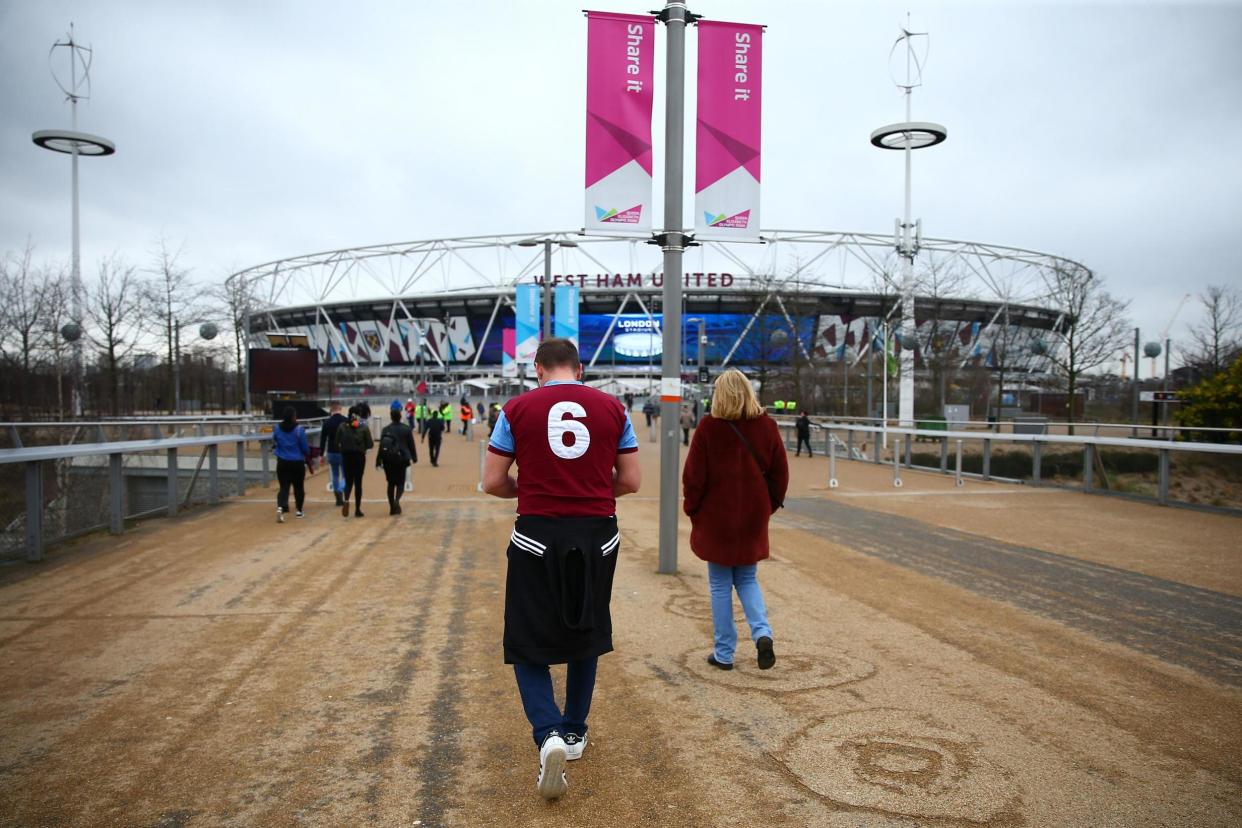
top-left (657, 1), bottom-right (690, 576)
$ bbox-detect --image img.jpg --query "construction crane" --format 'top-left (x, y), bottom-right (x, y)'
top-left (1155, 293), bottom-right (1192, 378)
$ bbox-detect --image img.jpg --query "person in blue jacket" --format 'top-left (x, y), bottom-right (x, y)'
top-left (273, 406), bottom-right (314, 522)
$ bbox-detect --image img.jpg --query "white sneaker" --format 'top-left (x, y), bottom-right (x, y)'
top-left (295, 510), bottom-right (305, 519)
top-left (536, 732), bottom-right (568, 799)
top-left (276, 507), bottom-right (284, 523)
top-left (564, 733), bottom-right (586, 761)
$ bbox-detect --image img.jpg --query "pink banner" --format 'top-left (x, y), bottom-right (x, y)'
top-left (695, 20), bottom-right (762, 239)
top-left (585, 11), bottom-right (654, 234)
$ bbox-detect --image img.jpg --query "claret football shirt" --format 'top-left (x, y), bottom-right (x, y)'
top-left (488, 380), bottom-right (638, 517)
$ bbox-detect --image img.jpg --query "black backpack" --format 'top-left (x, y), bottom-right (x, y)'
top-left (379, 428), bottom-right (399, 459)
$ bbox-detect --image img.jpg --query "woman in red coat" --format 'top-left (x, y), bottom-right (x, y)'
top-left (682, 369), bottom-right (789, 671)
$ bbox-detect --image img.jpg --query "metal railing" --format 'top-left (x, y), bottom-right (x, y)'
top-left (776, 419), bottom-right (1242, 513)
top-left (0, 420), bottom-right (327, 563)
top-left (797, 414), bottom-right (1240, 441)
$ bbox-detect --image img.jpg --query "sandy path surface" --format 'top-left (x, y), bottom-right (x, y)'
top-left (1, 432), bottom-right (1239, 826)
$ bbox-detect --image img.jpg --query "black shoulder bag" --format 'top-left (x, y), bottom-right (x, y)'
top-left (723, 420), bottom-right (784, 510)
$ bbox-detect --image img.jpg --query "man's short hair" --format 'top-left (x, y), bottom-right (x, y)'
top-left (535, 338), bottom-right (581, 369)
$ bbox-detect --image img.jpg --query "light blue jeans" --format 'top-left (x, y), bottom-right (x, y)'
top-left (326, 451), bottom-right (344, 493)
top-left (707, 562), bottom-right (773, 665)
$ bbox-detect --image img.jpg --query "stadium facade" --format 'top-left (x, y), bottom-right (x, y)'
top-left (230, 230), bottom-right (1082, 383)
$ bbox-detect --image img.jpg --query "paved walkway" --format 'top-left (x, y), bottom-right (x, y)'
top-left (1, 433), bottom-right (1240, 826)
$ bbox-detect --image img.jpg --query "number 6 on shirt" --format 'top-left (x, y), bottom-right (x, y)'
top-left (547, 401), bottom-right (591, 459)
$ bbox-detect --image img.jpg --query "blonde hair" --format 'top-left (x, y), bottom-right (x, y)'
top-left (711, 369), bottom-right (763, 420)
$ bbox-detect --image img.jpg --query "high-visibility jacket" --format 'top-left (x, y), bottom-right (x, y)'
top-left (460, 405), bottom-right (472, 422)
top-left (786, 401), bottom-right (798, 412)
top-left (773, 400), bottom-right (786, 411)
top-left (415, 404), bottom-right (428, 419)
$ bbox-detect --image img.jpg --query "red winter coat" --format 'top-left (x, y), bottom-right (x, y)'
top-left (682, 413), bottom-right (789, 566)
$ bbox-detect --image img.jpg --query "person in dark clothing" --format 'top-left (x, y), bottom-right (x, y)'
top-left (794, 411), bottom-right (813, 457)
top-left (319, 402), bottom-right (348, 506)
top-left (377, 408), bottom-right (418, 515)
top-left (425, 407), bottom-right (445, 466)
top-left (333, 405), bottom-right (374, 517)
top-left (642, 398), bottom-right (656, 428)
top-left (273, 406), bottom-right (314, 521)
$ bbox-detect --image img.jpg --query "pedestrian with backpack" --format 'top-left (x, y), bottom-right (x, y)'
top-left (319, 402), bottom-right (348, 506)
top-left (377, 407), bottom-right (418, 515)
top-left (273, 406), bottom-right (314, 522)
top-left (333, 404), bottom-right (374, 517)
top-left (425, 403), bottom-right (446, 466)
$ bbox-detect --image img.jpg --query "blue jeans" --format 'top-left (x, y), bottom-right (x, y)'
top-left (513, 658), bottom-right (598, 747)
top-left (326, 451), bottom-right (344, 493)
top-left (707, 562), bottom-right (773, 665)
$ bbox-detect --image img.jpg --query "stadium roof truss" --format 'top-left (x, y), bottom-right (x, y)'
top-left (228, 230), bottom-right (1087, 373)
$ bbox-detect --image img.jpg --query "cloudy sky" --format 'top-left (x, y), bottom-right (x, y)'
top-left (2, 0), bottom-right (1239, 365)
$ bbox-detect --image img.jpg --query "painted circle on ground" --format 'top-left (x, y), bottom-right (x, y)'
top-left (777, 709), bottom-right (1019, 823)
top-left (679, 644), bottom-right (875, 693)
top-left (664, 593), bottom-right (746, 623)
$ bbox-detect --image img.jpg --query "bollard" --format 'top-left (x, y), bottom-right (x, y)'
top-left (477, 440), bottom-right (486, 492)
top-left (892, 444), bottom-right (903, 488)
top-left (873, 427), bottom-right (882, 464)
top-left (982, 438), bottom-right (992, 481)
top-left (939, 435), bottom-right (948, 472)
top-left (955, 439), bottom-right (964, 487)
top-left (1083, 443), bottom-right (1094, 492)
top-left (847, 428), bottom-right (855, 457)
top-left (904, 433), bottom-right (912, 468)
top-left (828, 430), bottom-right (838, 489)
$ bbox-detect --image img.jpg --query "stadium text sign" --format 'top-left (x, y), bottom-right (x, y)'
top-left (531, 272), bottom-right (736, 289)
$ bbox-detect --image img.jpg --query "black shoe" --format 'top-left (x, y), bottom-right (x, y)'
top-left (707, 654), bottom-right (733, 671)
top-left (388, 504), bottom-right (396, 516)
top-left (355, 510), bottom-right (365, 518)
top-left (395, 503), bottom-right (402, 515)
top-left (756, 636), bottom-right (775, 670)
top-left (334, 492), bottom-right (344, 506)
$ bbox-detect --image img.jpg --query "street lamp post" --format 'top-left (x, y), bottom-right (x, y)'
top-left (518, 238), bottom-right (579, 339)
top-left (32, 24), bottom-right (116, 417)
top-left (870, 22), bottom-right (946, 427)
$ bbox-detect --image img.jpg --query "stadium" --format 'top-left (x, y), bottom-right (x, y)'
top-left (230, 229), bottom-right (1083, 408)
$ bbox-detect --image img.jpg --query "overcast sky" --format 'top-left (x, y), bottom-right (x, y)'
top-left (2, 0), bottom-right (1239, 366)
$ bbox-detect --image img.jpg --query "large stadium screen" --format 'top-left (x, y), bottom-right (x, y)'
top-left (249, 348), bottom-right (318, 394)
top-left (577, 313), bottom-right (816, 364)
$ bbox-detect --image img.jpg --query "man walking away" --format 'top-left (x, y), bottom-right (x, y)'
top-left (273, 406), bottom-right (314, 521)
top-left (320, 402), bottom-right (348, 506)
top-left (377, 407), bottom-right (418, 515)
top-left (425, 404), bottom-right (446, 467)
top-left (795, 410), bottom-right (813, 457)
top-left (483, 338), bottom-right (641, 801)
top-left (680, 405), bottom-right (694, 447)
top-left (333, 405), bottom-right (374, 517)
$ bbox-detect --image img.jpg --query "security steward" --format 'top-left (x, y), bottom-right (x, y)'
top-left (483, 338), bottom-right (641, 801)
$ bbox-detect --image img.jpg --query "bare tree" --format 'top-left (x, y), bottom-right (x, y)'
top-left (1041, 264), bottom-right (1132, 434)
top-left (0, 242), bottom-right (54, 417)
top-left (85, 256), bottom-right (145, 416)
top-left (206, 274), bottom-right (253, 412)
top-left (1187, 285), bottom-right (1241, 378)
top-left (39, 270), bottom-right (73, 418)
top-left (145, 238), bottom-right (201, 412)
